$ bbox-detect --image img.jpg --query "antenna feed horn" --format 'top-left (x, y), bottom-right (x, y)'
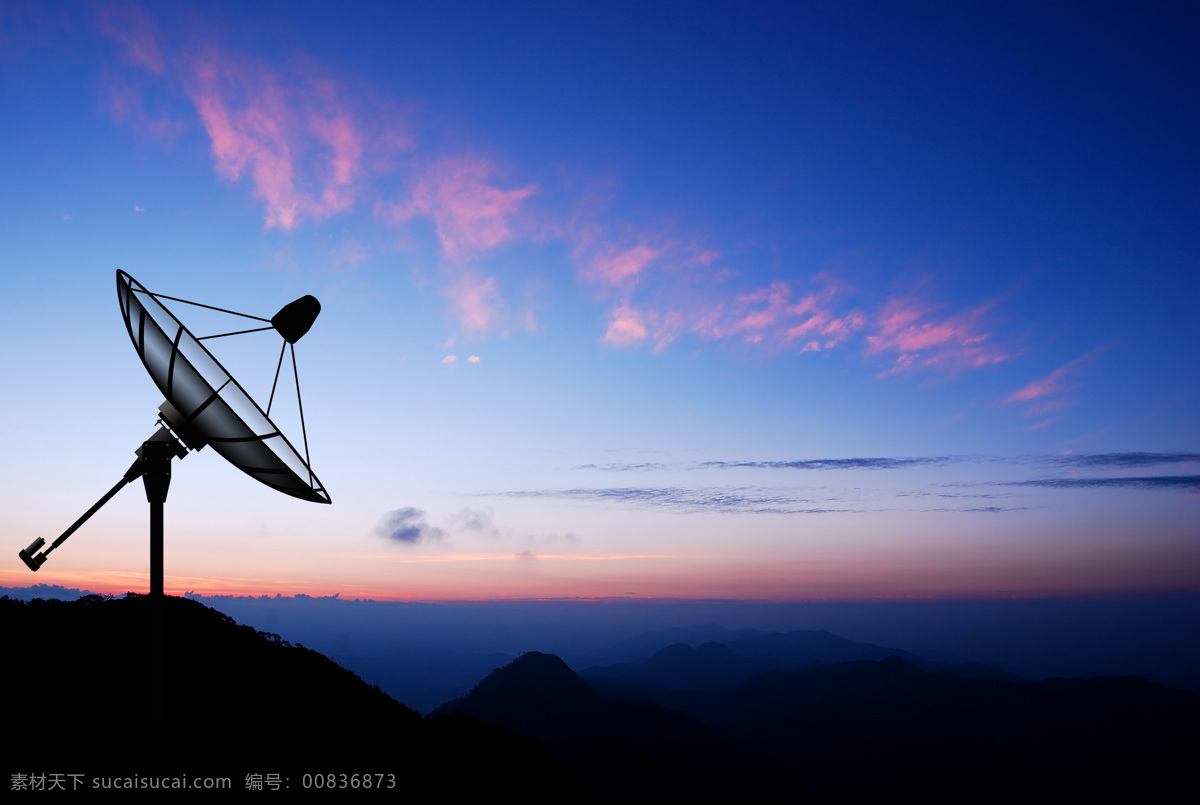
top-left (19, 538), bottom-right (47, 571)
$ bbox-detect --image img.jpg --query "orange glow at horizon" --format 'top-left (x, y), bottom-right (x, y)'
top-left (4, 539), bottom-right (1197, 603)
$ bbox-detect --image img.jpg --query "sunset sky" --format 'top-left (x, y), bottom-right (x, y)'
top-left (1, 1), bottom-right (1197, 601)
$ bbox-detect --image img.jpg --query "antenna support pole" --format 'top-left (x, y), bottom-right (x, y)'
top-left (141, 433), bottom-right (175, 590)
top-left (139, 429), bottom-right (178, 724)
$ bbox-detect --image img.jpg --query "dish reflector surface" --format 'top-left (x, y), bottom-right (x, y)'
top-left (117, 270), bottom-right (331, 504)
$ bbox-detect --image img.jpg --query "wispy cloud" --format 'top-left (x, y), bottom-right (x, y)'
top-left (447, 507), bottom-right (500, 535)
top-left (486, 454), bottom-right (1200, 515)
top-left (921, 506), bottom-right (1032, 513)
top-left (897, 491), bottom-right (1006, 500)
top-left (98, 13), bottom-right (399, 232)
top-left (96, 4), bottom-right (164, 74)
top-left (866, 297), bottom-right (1007, 375)
top-left (488, 486), bottom-right (846, 514)
top-left (588, 264), bottom-right (1009, 377)
top-left (1010, 361), bottom-right (1079, 403)
top-left (445, 272), bottom-right (504, 333)
top-left (690, 275), bottom-right (866, 351)
top-left (1006, 348), bottom-right (1107, 419)
top-left (100, 73), bottom-right (186, 140)
top-left (583, 243), bottom-right (660, 288)
top-left (594, 271), bottom-right (874, 356)
top-left (573, 462), bottom-right (669, 471)
top-left (564, 454), bottom-right (1200, 506)
top-left (601, 305), bottom-right (649, 348)
top-left (581, 452), bottom-right (1199, 475)
top-left (1010, 369), bottom-right (1070, 403)
top-left (1050, 452), bottom-right (1200, 469)
top-left (374, 507), bottom-right (446, 544)
top-left (702, 457), bottom-right (957, 471)
top-left (375, 156), bottom-right (538, 332)
top-left (378, 155), bottom-right (536, 260)
top-left (484, 485), bottom-right (1037, 515)
top-left (1005, 476), bottom-right (1200, 491)
top-left (184, 51), bottom-right (372, 230)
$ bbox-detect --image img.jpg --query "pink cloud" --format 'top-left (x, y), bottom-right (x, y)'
top-left (821, 311), bottom-right (867, 338)
top-left (466, 355), bottom-right (481, 364)
top-left (867, 298), bottom-right (1007, 374)
top-left (651, 311), bottom-right (684, 353)
top-left (584, 243), bottom-right (660, 287)
top-left (1006, 348), bottom-right (1105, 417)
top-left (446, 273), bottom-right (504, 332)
top-left (600, 304), bottom-right (680, 351)
top-left (601, 272), bottom-right (843, 354)
top-left (602, 306), bottom-right (649, 348)
top-left (441, 355), bottom-right (457, 367)
top-left (96, 15), bottom-right (402, 232)
top-left (687, 277), bottom-right (864, 352)
top-left (183, 51), bottom-right (370, 230)
top-left (1009, 363), bottom-right (1075, 403)
top-left (306, 102), bottom-right (363, 214)
top-left (565, 212), bottom-right (699, 297)
top-left (381, 155), bottom-right (537, 259)
top-left (730, 283), bottom-right (791, 333)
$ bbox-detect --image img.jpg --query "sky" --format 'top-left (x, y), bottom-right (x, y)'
top-left (1, 0), bottom-right (1197, 602)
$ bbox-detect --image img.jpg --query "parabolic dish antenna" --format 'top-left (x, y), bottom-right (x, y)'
top-left (116, 270), bottom-right (330, 504)
top-left (18, 270), bottom-right (333, 721)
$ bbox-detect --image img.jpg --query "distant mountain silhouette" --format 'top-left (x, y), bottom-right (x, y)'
top-left (569, 622), bottom-right (770, 667)
top-left (3, 594), bottom-right (574, 792)
top-left (583, 640), bottom-right (760, 690)
top-left (727, 628), bottom-right (1019, 675)
top-left (432, 651), bottom-right (795, 799)
top-left (581, 629), bottom-right (1020, 691)
top-left (592, 655), bottom-right (1200, 803)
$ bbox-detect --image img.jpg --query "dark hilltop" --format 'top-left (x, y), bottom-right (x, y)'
top-left (3, 594), bottom-right (571, 794)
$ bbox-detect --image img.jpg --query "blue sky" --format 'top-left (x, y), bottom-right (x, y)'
top-left (1, 1), bottom-right (1197, 599)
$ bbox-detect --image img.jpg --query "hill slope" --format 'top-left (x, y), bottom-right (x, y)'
top-left (3, 594), bottom-right (573, 792)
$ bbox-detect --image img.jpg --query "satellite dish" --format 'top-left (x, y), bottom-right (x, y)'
top-left (115, 270), bottom-right (330, 504)
top-left (17, 270), bottom-right (332, 720)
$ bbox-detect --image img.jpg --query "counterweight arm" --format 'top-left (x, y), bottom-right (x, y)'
top-left (19, 458), bottom-right (144, 571)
